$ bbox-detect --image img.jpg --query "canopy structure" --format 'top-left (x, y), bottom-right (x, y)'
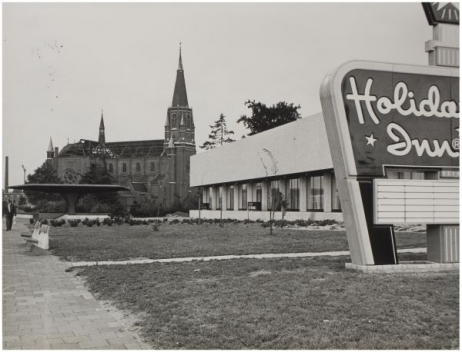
top-left (9, 184), bottom-right (130, 215)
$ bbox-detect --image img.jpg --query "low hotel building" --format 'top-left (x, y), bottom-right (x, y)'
top-left (190, 113), bottom-right (342, 221)
top-left (190, 112), bottom-right (456, 222)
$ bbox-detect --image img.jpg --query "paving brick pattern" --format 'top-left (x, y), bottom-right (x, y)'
top-left (3, 221), bottom-right (150, 350)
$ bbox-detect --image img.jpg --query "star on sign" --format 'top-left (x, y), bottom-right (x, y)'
top-left (365, 133), bottom-right (377, 147)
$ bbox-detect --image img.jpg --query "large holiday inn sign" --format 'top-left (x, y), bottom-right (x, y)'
top-left (320, 61), bottom-right (459, 265)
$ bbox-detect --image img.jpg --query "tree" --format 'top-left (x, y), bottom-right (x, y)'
top-left (237, 100), bottom-right (301, 136)
top-left (79, 162), bottom-right (115, 185)
top-left (24, 161), bottom-right (62, 208)
top-left (200, 114), bottom-right (235, 150)
top-left (77, 162), bottom-right (121, 212)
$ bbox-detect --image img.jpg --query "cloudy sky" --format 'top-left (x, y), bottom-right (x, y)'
top-left (3, 2), bottom-right (432, 187)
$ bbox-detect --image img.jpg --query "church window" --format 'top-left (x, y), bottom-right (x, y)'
top-left (150, 162), bottom-right (155, 172)
top-left (108, 164), bottom-right (113, 173)
top-left (136, 162), bottom-right (141, 173)
top-left (122, 163), bottom-right (127, 173)
top-left (172, 114), bottom-right (177, 125)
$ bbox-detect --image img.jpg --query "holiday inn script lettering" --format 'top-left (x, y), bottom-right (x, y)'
top-left (320, 61), bottom-right (459, 266)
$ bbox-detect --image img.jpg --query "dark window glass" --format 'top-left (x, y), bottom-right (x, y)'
top-left (331, 174), bottom-right (341, 211)
top-left (288, 178), bottom-right (299, 210)
top-left (308, 175), bottom-right (323, 210)
top-left (122, 163), bottom-right (127, 173)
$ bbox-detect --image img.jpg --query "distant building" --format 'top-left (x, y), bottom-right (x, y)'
top-left (47, 49), bottom-right (196, 207)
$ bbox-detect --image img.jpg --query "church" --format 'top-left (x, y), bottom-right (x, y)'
top-left (46, 49), bottom-right (196, 207)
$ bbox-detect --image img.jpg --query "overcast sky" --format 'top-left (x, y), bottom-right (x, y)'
top-left (3, 2), bottom-right (433, 187)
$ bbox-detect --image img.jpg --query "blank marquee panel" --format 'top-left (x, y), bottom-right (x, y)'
top-left (373, 179), bottom-right (459, 225)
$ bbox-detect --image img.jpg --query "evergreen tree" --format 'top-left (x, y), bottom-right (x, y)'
top-left (79, 163), bottom-right (115, 185)
top-left (200, 114), bottom-right (235, 150)
top-left (237, 100), bottom-right (301, 136)
top-left (77, 162), bottom-right (121, 212)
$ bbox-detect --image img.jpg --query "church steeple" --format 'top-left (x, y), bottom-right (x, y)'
top-left (171, 44), bottom-right (189, 107)
top-left (165, 45), bottom-right (196, 148)
top-left (47, 137), bottom-right (54, 159)
top-left (99, 110), bottom-right (106, 144)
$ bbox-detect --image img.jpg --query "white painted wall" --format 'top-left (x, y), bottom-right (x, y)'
top-left (190, 113), bottom-right (333, 187)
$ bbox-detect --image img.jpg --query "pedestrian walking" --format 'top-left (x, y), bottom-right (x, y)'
top-left (5, 199), bottom-right (16, 231)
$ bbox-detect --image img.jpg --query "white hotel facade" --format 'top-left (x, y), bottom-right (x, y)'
top-left (189, 112), bottom-right (450, 222)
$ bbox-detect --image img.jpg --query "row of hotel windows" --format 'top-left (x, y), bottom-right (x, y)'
top-left (203, 174), bottom-right (341, 212)
top-left (201, 170), bottom-right (435, 212)
top-left (107, 162), bottom-right (156, 174)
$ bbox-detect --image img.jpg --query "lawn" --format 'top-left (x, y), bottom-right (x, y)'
top-left (77, 255), bottom-right (459, 349)
top-left (47, 222), bottom-right (426, 262)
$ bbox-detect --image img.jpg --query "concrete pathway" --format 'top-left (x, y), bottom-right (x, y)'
top-left (68, 248), bottom-right (426, 268)
top-left (3, 221), bottom-right (150, 350)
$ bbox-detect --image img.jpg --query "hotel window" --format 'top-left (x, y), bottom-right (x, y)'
top-left (268, 180), bottom-right (281, 210)
top-left (202, 188), bottom-right (211, 209)
top-left (308, 175), bottom-right (323, 210)
top-left (227, 186), bottom-right (234, 210)
top-left (240, 184), bottom-right (247, 210)
top-left (256, 183), bottom-right (262, 203)
top-left (387, 170), bottom-right (425, 180)
top-left (331, 174), bottom-right (341, 211)
top-left (108, 164), bottom-right (113, 173)
top-left (150, 162), bottom-right (155, 172)
top-left (136, 162), bottom-right (141, 173)
top-left (122, 163), bottom-right (127, 173)
top-left (287, 178), bottom-right (300, 210)
top-left (217, 187), bottom-right (222, 210)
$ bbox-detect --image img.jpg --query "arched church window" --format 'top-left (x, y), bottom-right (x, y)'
top-left (108, 164), bottom-right (113, 173)
top-left (172, 114), bottom-right (177, 125)
top-left (150, 162), bottom-right (155, 172)
top-left (136, 162), bottom-right (141, 173)
top-left (122, 163), bottom-right (127, 173)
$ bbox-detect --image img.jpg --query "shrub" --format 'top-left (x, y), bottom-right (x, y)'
top-left (67, 219), bottom-right (80, 227)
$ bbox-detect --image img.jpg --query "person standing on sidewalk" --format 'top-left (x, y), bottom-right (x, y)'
top-left (5, 199), bottom-right (16, 231)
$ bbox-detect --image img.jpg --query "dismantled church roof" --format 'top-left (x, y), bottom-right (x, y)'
top-left (58, 139), bottom-right (165, 158)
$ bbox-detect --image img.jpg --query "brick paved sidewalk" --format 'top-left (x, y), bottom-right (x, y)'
top-left (2, 220), bottom-right (150, 350)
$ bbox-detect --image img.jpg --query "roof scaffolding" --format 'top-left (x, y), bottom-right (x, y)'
top-left (58, 139), bottom-right (165, 158)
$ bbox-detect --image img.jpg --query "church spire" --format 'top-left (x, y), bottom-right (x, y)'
top-left (171, 44), bottom-right (189, 107)
top-left (178, 42), bottom-right (183, 71)
top-left (99, 110), bottom-right (106, 144)
top-left (47, 137), bottom-right (54, 159)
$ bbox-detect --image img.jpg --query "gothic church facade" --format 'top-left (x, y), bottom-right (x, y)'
top-left (46, 49), bottom-right (196, 207)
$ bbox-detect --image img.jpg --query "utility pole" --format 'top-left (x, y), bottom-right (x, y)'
top-left (21, 165), bottom-right (26, 184)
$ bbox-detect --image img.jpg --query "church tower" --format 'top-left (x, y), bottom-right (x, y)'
top-left (165, 45), bottom-right (196, 202)
top-left (99, 110), bottom-right (106, 145)
top-left (47, 137), bottom-right (54, 160)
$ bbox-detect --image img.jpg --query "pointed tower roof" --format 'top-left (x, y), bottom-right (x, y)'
top-left (171, 44), bottom-right (189, 107)
top-left (48, 137), bottom-right (54, 152)
top-left (99, 110), bottom-right (106, 144)
top-left (99, 110), bottom-right (105, 129)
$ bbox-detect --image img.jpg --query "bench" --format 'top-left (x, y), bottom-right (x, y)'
top-left (21, 221), bottom-right (41, 240)
top-left (25, 224), bottom-right (50, 251)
